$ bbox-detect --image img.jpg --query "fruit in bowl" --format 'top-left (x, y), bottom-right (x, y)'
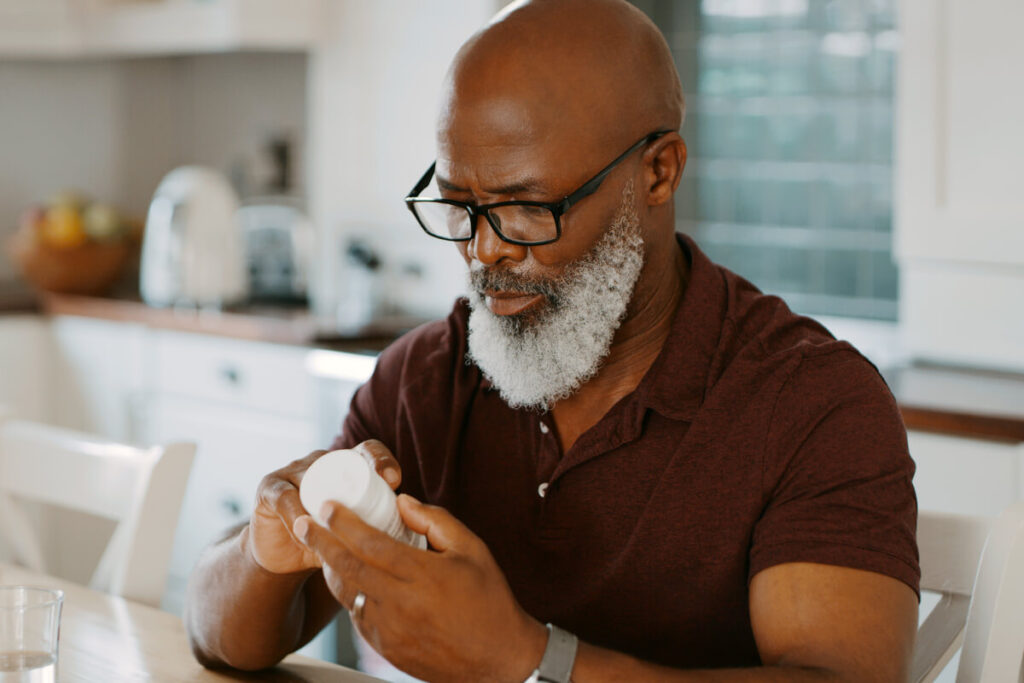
top-left (7, 191), bottom-right (139, 296)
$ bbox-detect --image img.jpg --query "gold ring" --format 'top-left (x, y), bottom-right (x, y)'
top-left (351, 591), bottom-right (366, 621)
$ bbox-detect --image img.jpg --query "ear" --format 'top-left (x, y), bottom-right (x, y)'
top-left (643, 133), bottom-right (687, 208)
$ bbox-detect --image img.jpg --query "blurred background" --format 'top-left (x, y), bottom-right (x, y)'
top-left (0, 0), bottom-right (1021, 680)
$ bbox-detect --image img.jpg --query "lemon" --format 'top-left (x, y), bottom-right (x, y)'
top-left (43, 205), bottom-right (88, 249)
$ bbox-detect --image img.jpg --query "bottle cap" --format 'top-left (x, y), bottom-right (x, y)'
top-left (299, 449), bottom-right (395, 530)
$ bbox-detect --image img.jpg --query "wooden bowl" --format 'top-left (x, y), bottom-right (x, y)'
top-left (7, 233), bottom-right (131, 296)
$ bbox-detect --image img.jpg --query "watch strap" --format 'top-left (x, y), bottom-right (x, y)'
top-left (531, 623), bottom-right (578, 683)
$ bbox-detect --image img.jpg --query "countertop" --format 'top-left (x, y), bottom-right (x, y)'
top-left (34, 291), bottom-right (420, 354)
top-left (886, 364), bottom-right (1024, 443)
top-left (4, 288), bottom-right (1023, 444)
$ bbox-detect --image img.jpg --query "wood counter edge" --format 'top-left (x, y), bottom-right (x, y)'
top-left (39, 292), bottom-right (319, 346)
top-left (900, 405), bottom-right (1024, 444)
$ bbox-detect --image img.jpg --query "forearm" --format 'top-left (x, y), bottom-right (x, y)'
top-left (570, 642), bottom-right (852, 683)
top-left (184, 524), bottom-right (320, 670)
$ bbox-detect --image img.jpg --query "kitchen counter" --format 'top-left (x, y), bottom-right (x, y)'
top-left (887, 364), bottom-right (1024, 443)
top-left (0, 281), bottom-right (42, 313)
top-left (37, 292), bottom-right (418, 354)
top-left (9, 291), bottom-right (1024, 444)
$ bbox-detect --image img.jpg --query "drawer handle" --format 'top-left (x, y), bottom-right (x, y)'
top-left (220, 365), bottom-right (242, 385)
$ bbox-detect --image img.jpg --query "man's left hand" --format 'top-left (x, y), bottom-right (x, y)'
top-left (293, 494), bottom-right (546, 683)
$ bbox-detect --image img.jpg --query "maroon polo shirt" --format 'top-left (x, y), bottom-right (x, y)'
top-left (332, 234), bottom-right (919, 670)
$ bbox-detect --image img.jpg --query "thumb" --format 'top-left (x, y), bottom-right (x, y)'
top-left (397, 494), bottom-right (470, 553)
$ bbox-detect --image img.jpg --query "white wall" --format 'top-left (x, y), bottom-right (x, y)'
top-left (0, 59), bottom-right (123, 280)
top-left (117, 53), bottom-right (308, 216)
top-left (0, 53), bottom-right (307, 277)
top-left (308, 0), bottom-right (502, 321)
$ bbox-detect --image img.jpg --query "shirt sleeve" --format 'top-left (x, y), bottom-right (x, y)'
top-left (749, 349), bottom-right (920, 596)
top-left (329, 338), bottom-right (407, 453)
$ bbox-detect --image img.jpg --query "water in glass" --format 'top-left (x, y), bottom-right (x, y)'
top-left (0, 651), bottom-right (56, 683)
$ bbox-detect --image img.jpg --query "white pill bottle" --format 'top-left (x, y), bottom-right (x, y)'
top-left (299, 449), bottom-right (427, 550)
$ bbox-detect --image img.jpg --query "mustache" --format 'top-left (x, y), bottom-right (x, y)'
top-left (468, 265), bottom-right (561, 301)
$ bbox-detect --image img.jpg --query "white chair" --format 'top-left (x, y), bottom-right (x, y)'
top-left (913, 502), bottom-right (1024, 682)
top-left (0, 417), bottom-right (195, 607)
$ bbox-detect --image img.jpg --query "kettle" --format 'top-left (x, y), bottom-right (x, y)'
top-left (140, 167), bottom-right (247, 308)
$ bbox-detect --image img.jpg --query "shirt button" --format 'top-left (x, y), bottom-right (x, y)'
top-left (537, 482), bottom-right (549, 498)
top-left (539, 421), bottom-right (550, 434)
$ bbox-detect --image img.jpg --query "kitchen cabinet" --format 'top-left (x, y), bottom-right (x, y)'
top-left (148, 396), bottom-right (315, 605)
top-left (0, 0), bottom-right (325, 59)
top-left (896, 0), bottom-right (1024, 372)
top-left (50, 315), bottom-right (148, 442)
top-left (33, 314), bottom-right (337, 658)
top-left (0, 315), bottom-right (51, 422)
top-left (137, 328), bottom-right (335, 660)
top-left (137, 330), bottom-right (318, 603)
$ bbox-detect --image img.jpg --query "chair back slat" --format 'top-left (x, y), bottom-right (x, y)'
top-left (0, 421), bottom-right (155, 520)
top-left (912, 593), bottom-right (970, 683)
top-left (958, 502), bottom-right (1024, 683)
top-left (918, 511), bottom-right (991, 596)
top-left (0, 417), bottom-right (195, 607)
top-left (914, 510), bottom-right (991, 683)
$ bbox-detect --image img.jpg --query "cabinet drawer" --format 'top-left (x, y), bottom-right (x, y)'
top-left (153, 330), bottom-right (314, 418)
top-left (148, 396), bottom-right (318, 581)
top-left (909, 430), bottom-right (1024, 517)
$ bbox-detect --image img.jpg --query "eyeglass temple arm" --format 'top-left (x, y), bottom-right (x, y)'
top-left (557, 130), bottom-right (673, 213)
top-left (408, 162), bottom-right (437, 199)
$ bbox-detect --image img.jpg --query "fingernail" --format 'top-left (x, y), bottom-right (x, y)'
top-left (383, 468), bottom-right (399, 485)
top-left (294, 516), bottom-right (310, 542)
top-left (319, 501), bottom-right (334, 522)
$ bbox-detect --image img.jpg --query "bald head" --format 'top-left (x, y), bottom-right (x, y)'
top-left (438, 0), bottom-right (684, 167)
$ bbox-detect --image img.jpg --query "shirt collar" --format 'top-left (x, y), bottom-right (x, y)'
top-left (632, 233), bottom-right (725, 423)
top-left (476, 233), bottom-right (725, 423)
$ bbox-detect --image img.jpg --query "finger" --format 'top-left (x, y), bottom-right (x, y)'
top-left (294, 516), bottom-right (365, 609)
top-left (258, 475), bottom-right (308, 531)
top-left (397, 494), bottom-right (477, 555)
top-left (318, 501), bottom-right (421, 578)
top-left (352, 439), bottom-right (402, 489)
top-left (293, 515), bottom-right (404, 604)
top-left (295, 449), bottom-right (328, 470)
top-left (257, 449), bottom-right (324, 499)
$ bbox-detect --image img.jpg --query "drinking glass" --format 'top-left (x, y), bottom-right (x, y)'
top-left (0, 587), bottom-right (63, 683)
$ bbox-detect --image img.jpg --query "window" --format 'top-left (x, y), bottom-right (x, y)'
top-left (634, 0), bottom-right (899, 320)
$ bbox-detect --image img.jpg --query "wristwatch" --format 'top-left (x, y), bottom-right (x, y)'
top-left (523, 623), bottom-right (578, 683)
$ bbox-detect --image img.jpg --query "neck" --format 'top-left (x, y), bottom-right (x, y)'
top-left (551, 239), bottom-right (688, 450)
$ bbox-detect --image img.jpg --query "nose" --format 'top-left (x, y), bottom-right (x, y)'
top-left (468, 213), bottom-right (528, 267)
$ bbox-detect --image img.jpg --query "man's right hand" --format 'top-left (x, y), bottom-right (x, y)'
top-left (249, 440), bottom-right (403, 575)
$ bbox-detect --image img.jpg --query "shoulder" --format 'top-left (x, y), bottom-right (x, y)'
top-left (701, 263), bottom-right (904, 462)
top-left (370, 297), bottom-right (476, 400)
top-left (334, 298), bottom-right (477, 451)
top-left (714, 264), bottom-right (886, 405)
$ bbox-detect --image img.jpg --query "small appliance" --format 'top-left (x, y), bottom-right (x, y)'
top-left (237, 198), bottom-right (313, 305)
top-left (140, 166), bottom-right (247, 308)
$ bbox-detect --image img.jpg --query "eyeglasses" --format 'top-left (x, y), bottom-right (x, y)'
top-left (404, 130), bottom-right (672, 246)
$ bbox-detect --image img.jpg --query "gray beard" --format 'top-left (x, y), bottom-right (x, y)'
top-left (465, 182), bottom-right (645, 411)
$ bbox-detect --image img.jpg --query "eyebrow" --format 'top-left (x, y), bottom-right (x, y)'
top-left (435, 173), bottom-right (552, 198)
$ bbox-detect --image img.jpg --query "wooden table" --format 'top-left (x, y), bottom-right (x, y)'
top-left (0, 564), bottom-right (383, 682)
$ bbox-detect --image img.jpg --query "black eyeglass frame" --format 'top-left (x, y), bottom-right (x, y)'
top-left (404, 129), bottom-right (673, 246)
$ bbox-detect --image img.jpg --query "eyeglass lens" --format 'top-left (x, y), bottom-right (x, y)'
top-left (413, 201), bottom-right (558, 244)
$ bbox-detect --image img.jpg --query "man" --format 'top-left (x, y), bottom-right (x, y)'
top-left (185, 1), bottom-right (919, 681)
